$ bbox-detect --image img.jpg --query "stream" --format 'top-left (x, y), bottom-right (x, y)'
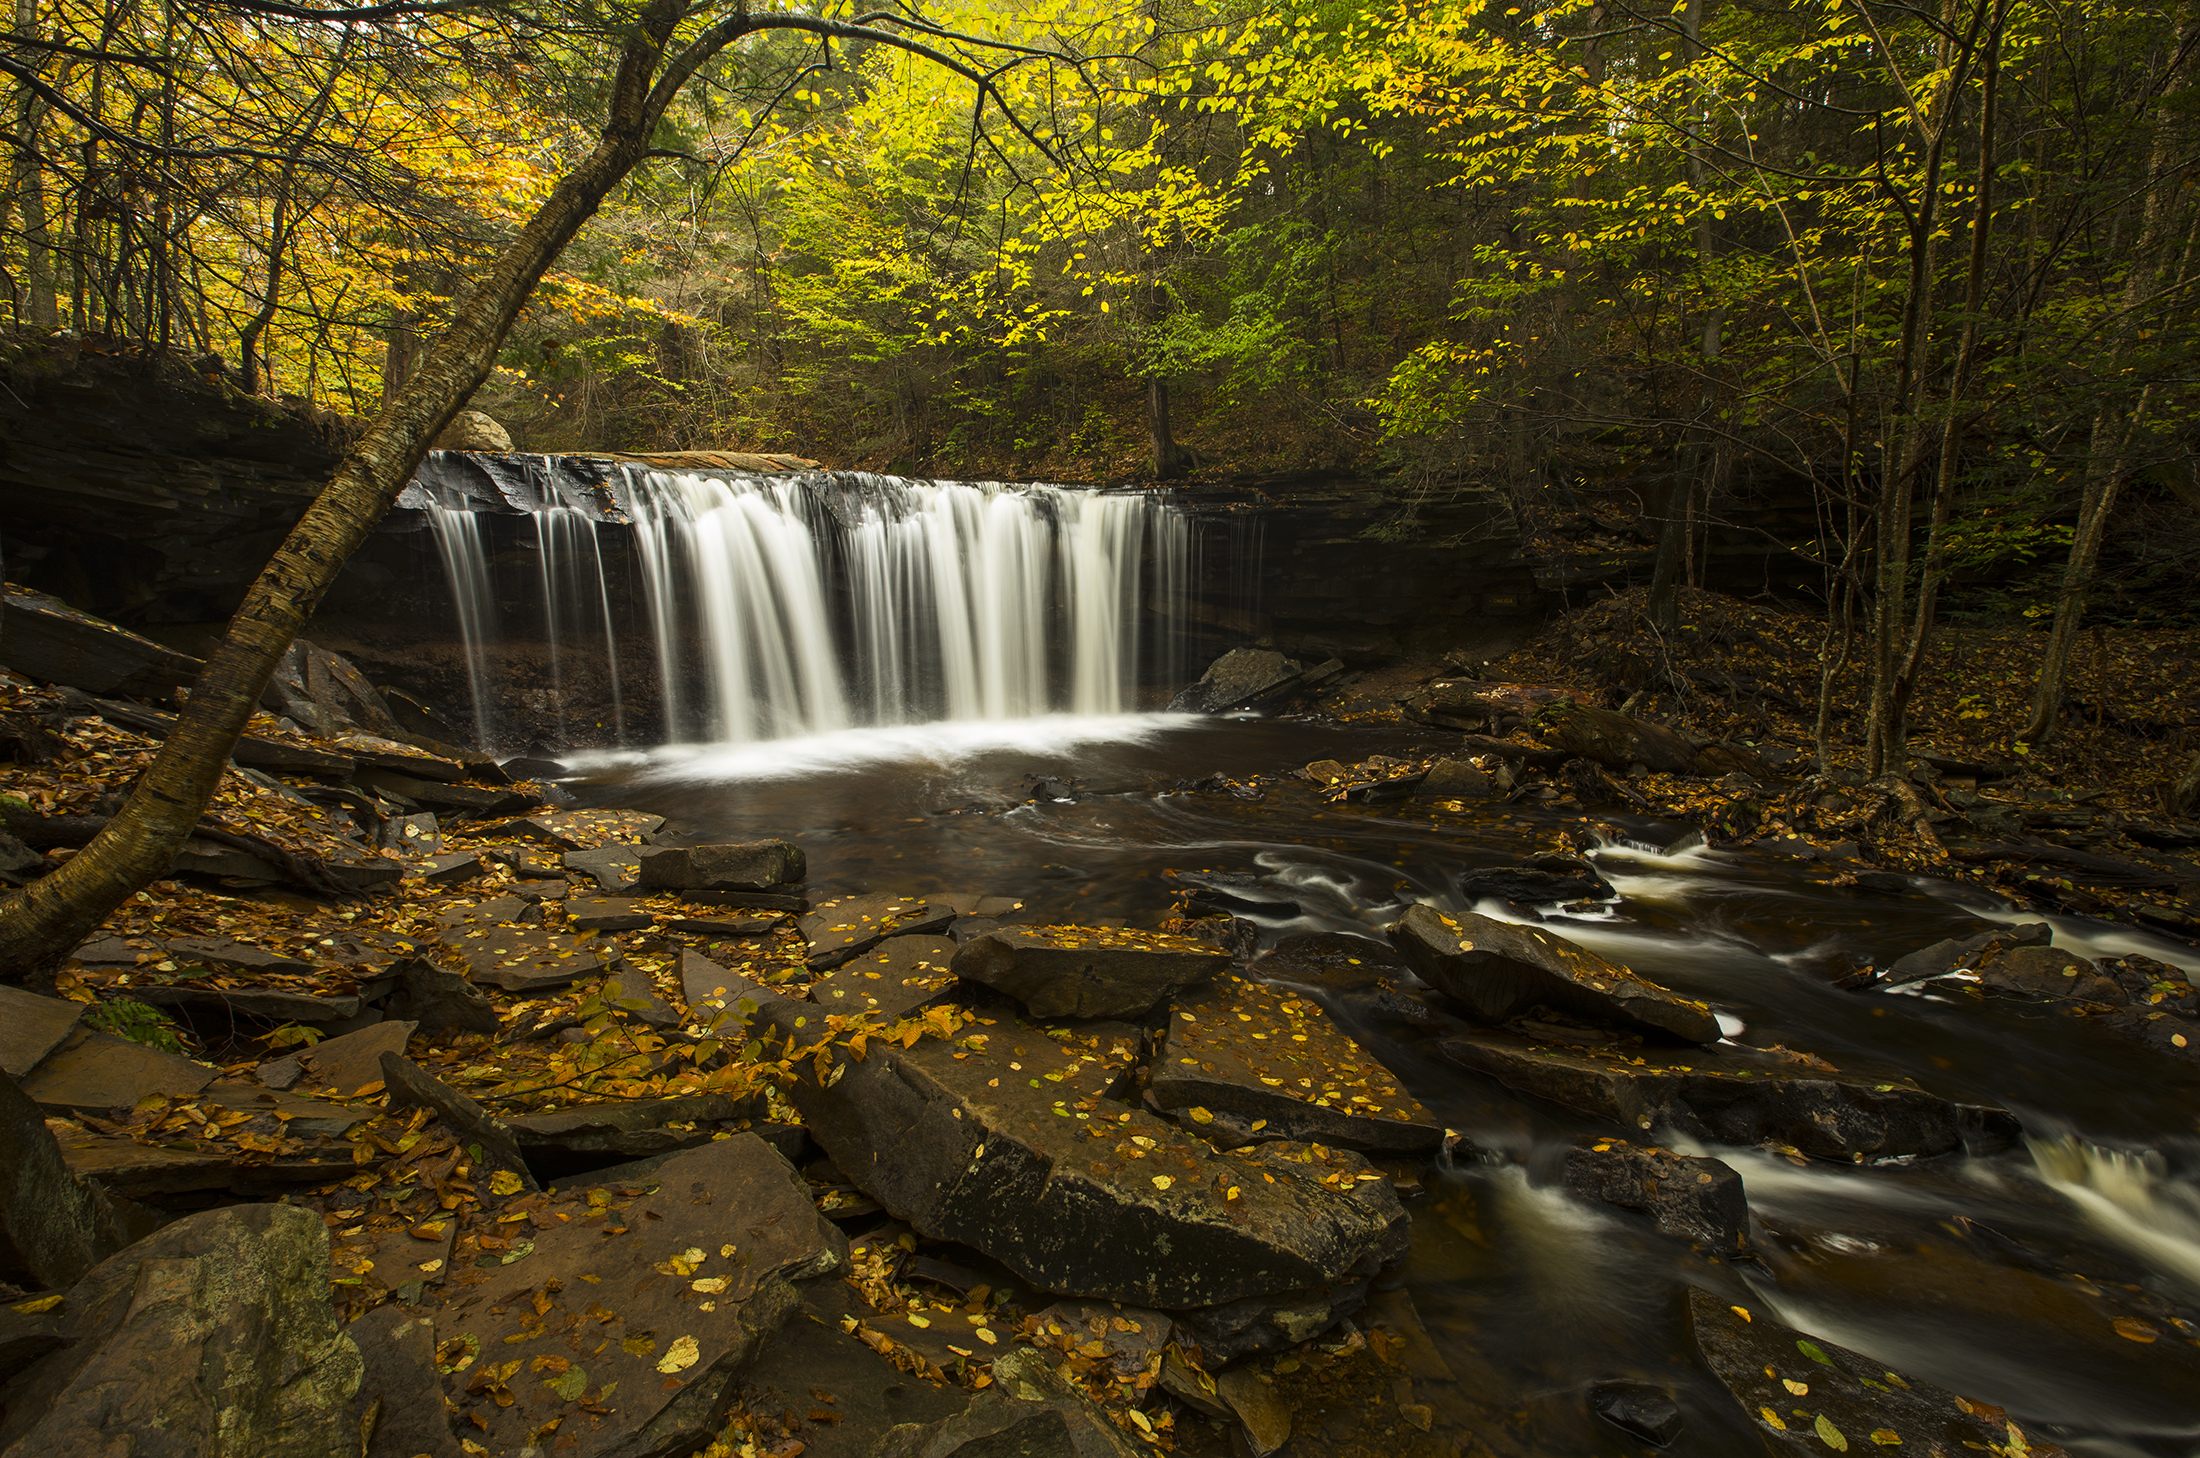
top-left (567, 713), bottom-right (2200, 1457)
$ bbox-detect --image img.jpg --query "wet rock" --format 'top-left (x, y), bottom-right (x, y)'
top-left (2, 1065), bottom-right (137, 1286)
top-left (683, 887), bottom-right (810, 913)
top-left (664, 911), bottom-right (784, 938)
top-left (17, 1028), bottom-right (215, 1112)
top-left (429, 1133), bottom-right (846, 1457)
top-left (380, 1052), bottom-right (537, 1190)
top-left (1439, 1029), bottom-right (2020, 1159)
top-left (452, 925), bottom-right (616, 993)
top-left (132, 984), bottom-right (363, 1025)
top-left (569, 894), bottom-right (653, 931)
top-left (1419, 757), bottom-right (1494, 798)
top-left (1149, 973), bottom-right (1443, 1153)
top-left (561, 844), bottom-right (641, 891)
top-left (772, 1004), bottom-right (1410, 1322)
top-left (1587, 1379), bottom-right (1683, 1446)
top-left (1974, 945), bottom-right (2128, 1004)
top-left (1686, 1286), bottom-right (2063, 1456)
top-left (1216, 1364), bottom-right (1293, 1455)
top-left (382, 956), bottom-right (500, 1035)
top-left (292, 1020), bottom-right (416, 1097)
top-left (1456, 853), bottom-right (1614, 907)
top-left (435, 894), bottom-right (541, 931)
top-left (1389, 904), bottom-right (1719, 1044)
top-left (1562, 1138), bottom-right (1750, 1254)
top-left (505, 1091), bottom-right (755, 1162)
top-left (0, 986), bottom-right (82, 1077)
top-left (348, 1306), bottom-right (464, 1458)
top-left (637, 838), bottom-right (806, 892)
top-left (502, 754), bottom-right (569, 780)
top-left (0, 1204), bottom-right (362, 1456)
top-left (802, 893), bottom-right (955, 971)
top-left (810, 935), bottom-right (959, 1022)
top-left (1249, 932), bottom-right (1408, 994)
top-left (679, 949), bottom-right (790, 1021)
top-left (736, 1291), bottom-right (970, 1456)
top-left (504, 807), bottom-right (664, 849)
top-left (874, 1345), bottom-right (1140, 1458)
top-left (952, 925), bottom-right (1230, 1020)
top-left (1878, 921), bottom-right (2050, 987)
top-left (1169, 648), bottom-right (1305, 714)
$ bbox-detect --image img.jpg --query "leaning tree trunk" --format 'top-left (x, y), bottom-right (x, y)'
top-left (0, 32), bottom-right (672, 979)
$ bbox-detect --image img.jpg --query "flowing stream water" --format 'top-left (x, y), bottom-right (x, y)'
top-left (410, 466), bottom-right (2200, 1454)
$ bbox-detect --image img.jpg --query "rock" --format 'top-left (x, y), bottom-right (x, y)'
top-left (874, 1345), bottom-right (1140, 1458)
top-left (663, 911), bottom-right (784, 938)
top-left (682, 887), bottom-right (810, 913)
top-left (801, 893), bottom-right (955, 971)
top-left (435, 894), bottom-right (541, 932)
top-left (1388, 904), bottom-right (1719, 1043)
top-left (0, 828), bottom-right (42, 877)
top-left (1169, 648), bottom-right (1305, 714)
top-left (357, 768), bottom-right (530, 814)
top-left (0, 587), bottom-right (203, 696)
top-left (1157, 1349), bottom-right (1232, 1418)
top-left (1418, 757), bottom-right (1494, 798)
top-left (1031, 1302), bottom-right (1172, 1376)
top-left (432, 408), bottom-right (513, 451)
top-left (505, 1092), bottom-right (754, 1162)
top-left (1248, 932), bottom-right (1409, 993)
top-left (168, 835), bottom-right (285, 882)
top-left (1149, 974), bottom-right (1443, 1153)
top-left (1216, 1364), bottom-right (1293, 1456)
top-left (569, 895), bottom-right (653, 932)
top-left (132, 984), bottom-right (363, 1025)
top-left (597, 968), bottom-right (682, 1028)
top-left (331, 731), bottom-right (472, 783)
top-left (416, 851), bottom-right (481, 885)
top-left (330, 1214), bottom-right (458, 1298)
top-left (502, 807), bottom-right (664, 849)
top-left (506, 877), bottom-right (568, 901)
top-left (379, 1052), bottom-right (537, 1190)
top-left (1562, 1139), bottom-right (1750, 1254)
top-left (0, 1308), bottom-right (66, 1384)
top-left (254, 1054), bottom-right (304, 1090)
top-left (562, 845), bottom-right (640, 891)
top-left (810, 935), bottom-right (959, 1022)
top-left (1438, 1029), bottom-right (2020, 1159)
top-left (637, 838), bottom-right (806, 892)
top-left (0, 987), bottom-right (82, 1077)
top-left (1587, 1379), bottom-right (1684, 1446)
top-left (1456, 853), bottom-right (1614, 907)
top-left (2, 1068), bottom-right (136, 1287)
top-left (452, 925), bottom-right (615, 993)
top-left (679, 949), bottom-right (790, 1022)
top-left (382, 956), bottom-right (500, 1036)
top-left (772, 1005), bottom-right (1410, 1326)
top-left (47, 1124), bottom-right (235, 1198)
top-left (502, 755), bottom-right (569, 779)
top-left (0, 1204), bottom-right (362, 1456)
top-left (1880, 922), bottom-right (2051, 986)
top-left (1974, 945), bottom-right (2129, 1005)
top-left (348, 1306), bottom-right (464, 1458)
top-left (952, 925), bottom-right (1230, 1020)
top-left (294, 1020), bottom-right (417, 1096)
top-left (430, 1133), bottom-right (846, 1457)
top-left (1687, 1286), bottom-right (2062, 1456)
top-left (17, 1028), bottom-right (215, 1112)
top-left (735, 1290), bottom-right (970, 1456)
top-left (1539, 703), bottom-right (1701, 773)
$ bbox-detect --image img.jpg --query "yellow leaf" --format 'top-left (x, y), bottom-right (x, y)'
top-left (656, 1335), bottom-right (700, 1374)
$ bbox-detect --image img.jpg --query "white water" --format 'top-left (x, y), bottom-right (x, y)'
top-left (2030, 1133), bottom-right (2200, 1293)
top-left (420, 468), bottom-right (1191, 750)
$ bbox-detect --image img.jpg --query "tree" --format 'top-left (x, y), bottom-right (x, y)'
top-left (0, 0), bottom-right (1079, 979)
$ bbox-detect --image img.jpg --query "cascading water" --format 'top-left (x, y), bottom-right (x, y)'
top-left (410, 464), bottom-right (1191, 750)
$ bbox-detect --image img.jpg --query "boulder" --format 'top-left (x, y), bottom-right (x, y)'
top-left (952, 925), bottom-right (1230, 1020)
top-left (800, 893), bottom-right (954, 971)
top-left (1168, 648), bottom-right (1304, 714)
top-left (1456, 853), bottom-right (1614, 907)
top-left (382, 956), bottom-right (500, 1036)
top-left (432, 409), bottom-right (513, 451)
top-left (636, 838), bottom-right (805, 892)
top-left (1216, 1364), bottom-right (1293, 1456)
top-left (259, 638), bottom-right (404, 740)
top-left (1562, 1138), bottom-right (1750, 1255)
top-left (1439, 1029), bottom-right (2020, 1159)
top-left (1418, 757), bottom-right (1494, 798)
top-left (771, 1004), bottom-right (1409, 1338)
top-left (679, 949), bottom-right (789, 1021)
top-left (0, 587), bottom-right (203, 696)
top-left (1539, 703), bottom-right (1701, 773)
top-left (1587, 1380), bottom-right (1684, 1446)
top-left (1687, 1287), bottom-right (2061, 1456)
top-left (0, 1204), bottom-right (363, 1456)
top-left (0, 987), bottom-right (82, 1078)
top-left (1879, 922), bottom-right (2050, 986)
top-left (0, 1308), bottom-right (65, 1385)
top-left (1973, 945), bottom-right (2128, 1004)
top-left (1388, 904), bottom-right (1719, 1044)
top-left (1249, 931), bottom-right (1409, 994)
top-left (2, 1069), bottom-right (136, 1288)
top-left (427, 1134), bottom-right (846, 1457)
top-left (1148, 974), bottom-right (1443, 1153)
top-left (874, 1346), bottom-right (1140, 1458)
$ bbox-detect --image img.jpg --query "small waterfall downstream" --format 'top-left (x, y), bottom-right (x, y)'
top-left (408, 463), bottom-right (1192, 750)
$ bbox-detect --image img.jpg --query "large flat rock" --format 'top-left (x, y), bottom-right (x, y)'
top-left (800, 893), bottom-right (953, 971)
top-left (1687, 1287), bottom-right (2065, 1456)
top-left (734, 1292), bottom-right (970, 1456)
top-left (1437, 1029), bottom-right (2020, 1160)
top-left (294, 1020), bottom-right (417, 1097)
top-left (951, 925), bottom-right (1231, 1020)
top-left (451, 925), bottom-right (615, 992)
top-left (637, 838), bottom-right (805, 892)
top-left (0, 587), bottom-right (203, 695)
top-left (0, 985), bottom-right (82, 1077)
top-left (17, 1028), bottom-right (215, 1111)
top-left (427, 1133), bottom-right (845, 1457)
top-left (1389, 904), bottom-right (1719, 1043)
top-left (774, 1002), bottom-right (1410, 1330)
top-left (505, 1092), bottom-right (755, 1160)
top-left (809, 935), bottom-right (959, 1022)
top-left (1149, 974), bottom-right (1443, 1153)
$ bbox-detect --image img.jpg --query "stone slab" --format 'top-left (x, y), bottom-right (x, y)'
top-left (800, 894), bottom-right (954, 971)
top-left (0, 985), bottom-right (83, 1077)
top-left (133, 984), bottom-right (363, 1024)
top-left (18, 1028), bottom-right (216, 1111)
top-left (561, 845), bottom-right (641, 892)
top-left (294, 1019), bottom-right (417, 1096)
top-left (809, 935), bottom-right (960, 1023)
top-left (454, 926), bottom-right (615, 993)
top-left (951, 924), bottom-right (1230, 1020)
top-left (569, 895), bottom-right (654, 932)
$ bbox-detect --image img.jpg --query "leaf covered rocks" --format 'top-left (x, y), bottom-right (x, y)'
top-left (951, 924), bottom-right (1230, 1020)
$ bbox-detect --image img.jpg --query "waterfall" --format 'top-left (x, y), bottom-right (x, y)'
top-left (410, 465), bottom-right (1191, 750)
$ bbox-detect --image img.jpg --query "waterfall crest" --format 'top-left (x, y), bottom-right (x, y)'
top-left (413, 464), bottom-right (1190, 750)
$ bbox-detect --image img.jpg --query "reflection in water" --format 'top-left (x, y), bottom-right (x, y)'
top-left (569, 716), bottom-right (2200, 1456)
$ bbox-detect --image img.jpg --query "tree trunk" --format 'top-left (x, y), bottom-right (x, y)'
top-left (0, 29), bottom-right (673, 978)
top-left (1148, 375), bottom-right (1187, 479)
